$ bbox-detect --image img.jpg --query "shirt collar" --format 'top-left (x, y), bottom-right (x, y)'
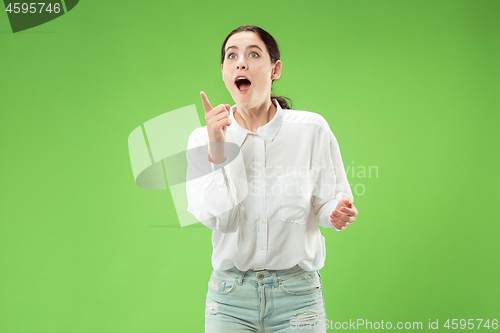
top-left (229, 98), bottom-right (284, 147)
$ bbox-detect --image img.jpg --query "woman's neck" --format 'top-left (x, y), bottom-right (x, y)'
top-left (234, 99), bottom-right (277, 133)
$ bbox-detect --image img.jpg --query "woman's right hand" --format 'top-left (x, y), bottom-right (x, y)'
top-left (200, 91), bottom-right (232, 163)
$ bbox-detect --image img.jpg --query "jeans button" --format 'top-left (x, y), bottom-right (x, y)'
top-left (258, 274), bottom-right (264, 280)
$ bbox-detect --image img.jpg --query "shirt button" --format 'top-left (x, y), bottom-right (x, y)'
top-left (261, 246), bottom-right (265, 251)
top-left (258, 163), bottom-right (262, 166)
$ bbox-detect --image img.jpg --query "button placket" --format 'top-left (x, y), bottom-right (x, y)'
top-left (254, 135), bottom-right (267, 267)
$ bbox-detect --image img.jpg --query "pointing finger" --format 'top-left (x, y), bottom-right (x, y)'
top-left (200, 91), bottom-right (213, 114)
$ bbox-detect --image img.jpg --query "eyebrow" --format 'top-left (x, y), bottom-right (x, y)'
top-left (225, 45), bottom-right (263, 53)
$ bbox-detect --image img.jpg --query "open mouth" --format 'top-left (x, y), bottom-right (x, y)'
top-left (235, 77), bottom-right (251, 92)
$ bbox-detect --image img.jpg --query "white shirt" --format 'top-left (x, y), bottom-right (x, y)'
top-left (186, 99), bottom-right (353, 272)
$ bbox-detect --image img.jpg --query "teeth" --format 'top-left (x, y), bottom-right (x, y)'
top-left (235, 77), bottom-right (251, 90)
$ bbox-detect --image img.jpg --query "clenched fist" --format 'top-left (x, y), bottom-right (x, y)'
top-left (330, 197), bottom-right (358, 230)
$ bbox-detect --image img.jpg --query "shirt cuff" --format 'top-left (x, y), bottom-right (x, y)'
top-left (317, 198), bottom-right (343, 231)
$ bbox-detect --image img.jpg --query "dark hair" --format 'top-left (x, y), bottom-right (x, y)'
top-left (221, 25), bottom-right (292, 110)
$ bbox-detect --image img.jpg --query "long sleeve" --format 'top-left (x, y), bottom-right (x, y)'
top-left (312, 119), bottom-right (354, 231)
top-left (185, 129), bottom-right (247, 233)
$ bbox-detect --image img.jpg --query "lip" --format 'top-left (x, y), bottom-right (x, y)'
top-left (234, 75), bottom-right (251, 94)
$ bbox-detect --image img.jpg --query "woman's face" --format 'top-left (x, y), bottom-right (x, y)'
top-left (221, 31), bottom-right (281, 110)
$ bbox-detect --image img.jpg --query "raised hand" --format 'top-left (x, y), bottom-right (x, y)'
top-left (200, 91), bottom-right (232, 164)
top-left (330, 197), bottom-right (358, 230)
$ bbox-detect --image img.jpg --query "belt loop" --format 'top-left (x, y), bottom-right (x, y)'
top-left (237, 269), bottom-right (246, 285)
top-left (272, 270), bottom-right (278, 288)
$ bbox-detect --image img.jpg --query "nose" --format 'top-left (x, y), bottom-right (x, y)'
top-left (236, 58), bottom-right (247, 70)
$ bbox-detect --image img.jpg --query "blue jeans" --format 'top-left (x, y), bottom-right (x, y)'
top-left (205, 265), bottom-right (327, 332)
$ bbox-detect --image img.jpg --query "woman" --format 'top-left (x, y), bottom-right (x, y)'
top-left (186, 25), bottom-right (358, 332)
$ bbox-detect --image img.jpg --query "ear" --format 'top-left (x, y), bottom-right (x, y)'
top-left (272, 60), bottom-right (282, 80)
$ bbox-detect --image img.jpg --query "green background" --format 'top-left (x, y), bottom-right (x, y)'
top-left (1, 0), bottom-right (499, 332)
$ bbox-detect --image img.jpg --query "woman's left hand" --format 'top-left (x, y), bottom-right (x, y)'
top-left (330, 197), bottom-right (358, 230)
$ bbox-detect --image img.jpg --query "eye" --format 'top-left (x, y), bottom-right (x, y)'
top-left (228, 53), bottom-right (236, 59)
top-left (250, 52), bottom-right (259, 58)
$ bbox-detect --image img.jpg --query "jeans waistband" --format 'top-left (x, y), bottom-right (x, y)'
top-left (213, 265), bottom-right (316, 288)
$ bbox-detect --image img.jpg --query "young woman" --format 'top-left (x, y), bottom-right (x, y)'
top-left (186, 25), bottom-right (358, 332)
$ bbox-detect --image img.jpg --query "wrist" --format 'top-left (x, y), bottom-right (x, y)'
top-left (208, 153), bottom-right (227, 164)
